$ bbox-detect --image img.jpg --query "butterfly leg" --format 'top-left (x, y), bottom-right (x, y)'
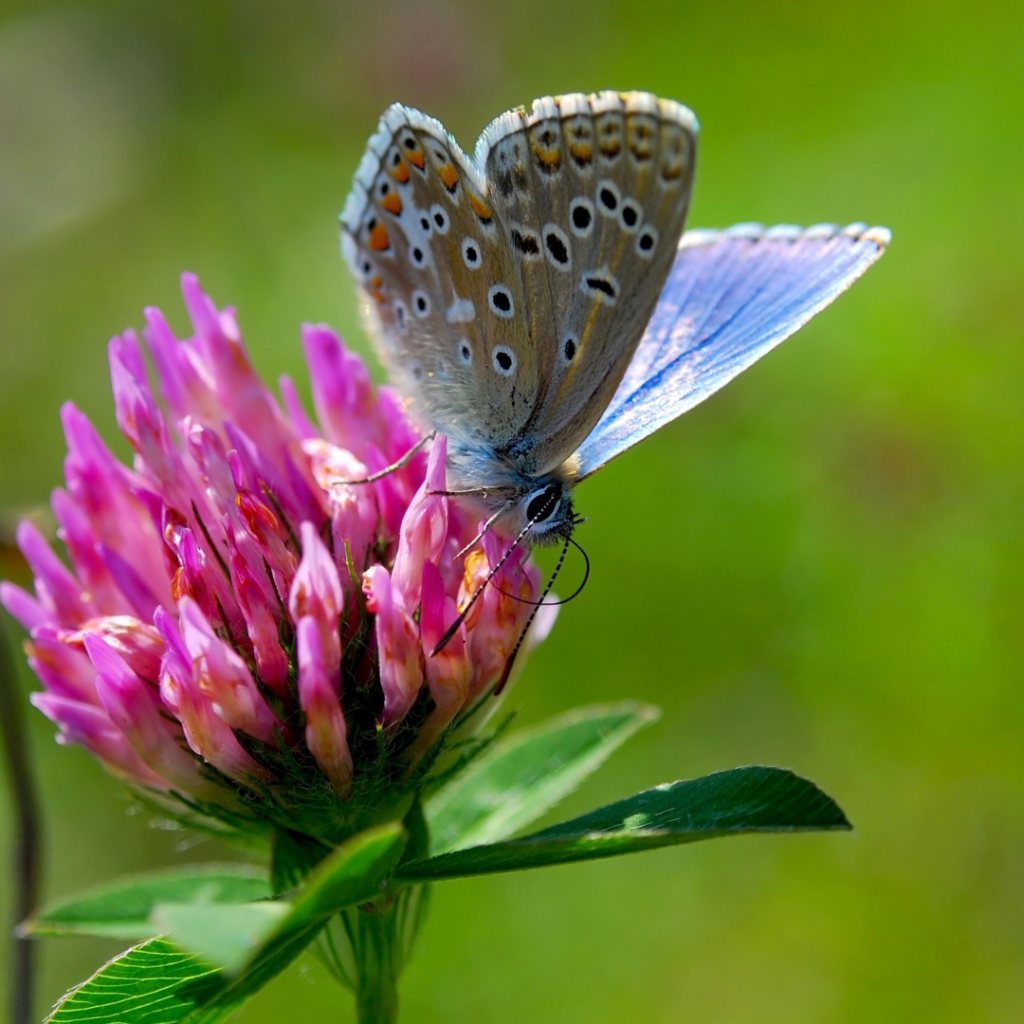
top-left (427, 487), bottom-right (512, 497)
top-left (343, 431), bottom-right (436, 484)
top-left (454, 504), bottom-right (513, 560)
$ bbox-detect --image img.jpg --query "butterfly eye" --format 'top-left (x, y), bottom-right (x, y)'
top-left (569, 197), bottom-right (595, 237)
top-left (412, 290), bottom-right (431, 317)
top-left (525, 483), bottom-right (560, 524)
top-left (597, 180), bottom-right (621, 215)
top-left (457, 340), bottom-right (473, 365)
top-left (619, 198), bottom-right (643, 233)
top-left (492, 345), bottom-right (516, 376)
top-left (430, 204), bottom-right (450, 234)
top-left (461, 238), bottom-right (481, 268)
top-left (488, 284), bottom-right (514, 319)
top-left (635, 225), bottom-right (659, 258)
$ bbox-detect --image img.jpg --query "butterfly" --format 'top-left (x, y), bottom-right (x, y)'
top-left (340, 90), bottom-right (889, 647)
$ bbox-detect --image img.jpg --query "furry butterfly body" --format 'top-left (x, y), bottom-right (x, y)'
top-left (341, 91), bottom-right (889, 546)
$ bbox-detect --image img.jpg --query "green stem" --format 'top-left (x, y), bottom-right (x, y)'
top-left (315, 885), bottom-right (430, 1024)
top-left (354, 907), bottom-right (400, 1024)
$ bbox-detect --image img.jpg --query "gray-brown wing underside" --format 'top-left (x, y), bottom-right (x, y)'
top-left (340, 91), bottom-right (697, 477)
top-left (477, 91), bottom-right (697, 476)
top-left (341, 105), bottom-right (537, 449)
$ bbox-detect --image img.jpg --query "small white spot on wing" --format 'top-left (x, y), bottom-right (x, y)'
top-left (446, 297), bottom-right (476, 323)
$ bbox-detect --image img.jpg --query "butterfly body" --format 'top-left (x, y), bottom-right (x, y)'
top-left (340, 91), bottom-right (890, 549)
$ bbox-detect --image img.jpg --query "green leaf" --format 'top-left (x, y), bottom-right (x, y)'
top-left (46, 826), bottom-right (407, 1024)
top-left (45, 937), bottom-right (228, 1024)
top-left (400, 766), bottom-right (850, 880)
top-left (152, 902), bottom-right (291, 974)
top-left (23, 864), bottom-right (271, 939)
top-left (426, 701), bottom-right (659, 854)
top-left (175, 823), bottom-right (407, 1011)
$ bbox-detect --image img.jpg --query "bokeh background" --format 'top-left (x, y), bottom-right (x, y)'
top-left (2, 1), bottom-right (1023, 1020)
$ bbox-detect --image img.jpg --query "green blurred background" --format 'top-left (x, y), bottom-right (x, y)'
top-left (2, 0), bottom-right (1023, 1020)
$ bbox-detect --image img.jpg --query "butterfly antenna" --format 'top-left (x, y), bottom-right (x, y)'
top-left (343, 431), bottom-right (435, 484)
top-left (430, 513), bottom-right (539, 656)
top-left (491, 533), bottom-right (590, 607)
top-left (492, 534), bottom-right (587, 695)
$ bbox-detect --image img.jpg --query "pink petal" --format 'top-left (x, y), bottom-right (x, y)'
top-left (30, 692), bottom-right (170, 788)
top-left (154, 607), bottom-right (268, 783)
top-left (391, 436), bottom-right (448, 609)
top-left (177, 596), bottom-right (280, 744)
top-left (84, 633), bottom-right (207, 792)
top-left (363, 564), bottom-right (423, 729)
top-left (16, 520), bottom-right (95, 628)
top-left (289, 522), bottom-right (343, 670)
top-left (0, 582), bottom-right (51, 634)
top-left (296, 616), bottom-right (352, 796)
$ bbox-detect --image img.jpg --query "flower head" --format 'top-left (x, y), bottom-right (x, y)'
top-left (1, 275), bottom-right (554, 842)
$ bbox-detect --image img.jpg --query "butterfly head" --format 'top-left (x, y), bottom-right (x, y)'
top-left (516, 479), bottom-right (577, 546)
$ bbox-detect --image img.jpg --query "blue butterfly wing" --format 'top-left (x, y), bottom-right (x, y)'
top-left (574, 222), bottom-right (890, 479)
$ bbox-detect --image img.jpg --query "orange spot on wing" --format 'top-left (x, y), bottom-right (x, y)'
top-left (388, 160), bottom-right (410, 184)
top-left (370, 275), bottom-right (385, 303)
top-left (438, 163), bottom-right (459, 192)
top-left (569, 142), bottom-right (593, 164)
top-left (368, 223), bottom-right (390, 250)
top-left (381, 193), bottom-right (402, 215)
top-left (407, 149), bottom-right (425, 170)
top-left (533, 145), bottom-right (561, 170)
top-left (469, 194), bottom-right (492, 223)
